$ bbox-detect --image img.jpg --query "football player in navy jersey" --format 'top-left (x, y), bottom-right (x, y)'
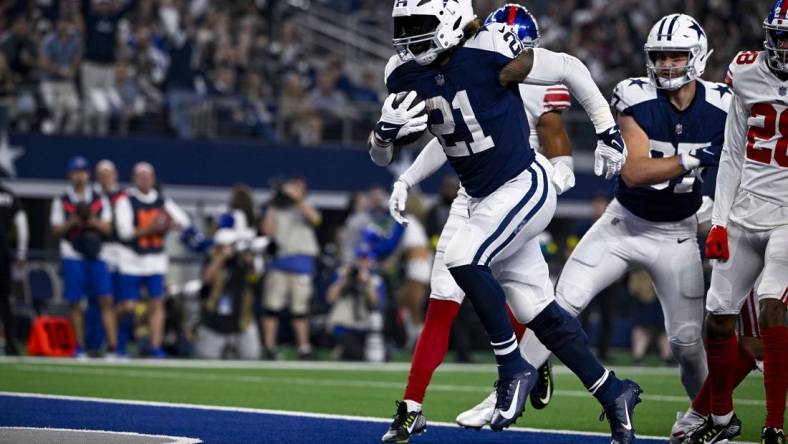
top-left (513, 14), bottom-right (731, 443)
top-left (372, 1), bottom-right (639, 442)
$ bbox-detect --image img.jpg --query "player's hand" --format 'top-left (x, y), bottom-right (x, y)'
top-left (389, 180), bottom-right (410, 226)
top-left (549, 157), bottom-right (576, 195)
top-left (681, 145), bottom-right (722, 171)
top-left (594, 126), bottom-right (626, 180)
top-left (705, 225), bottom-right (729, 261)
top-left (373, 92), bottom-right (428, 146)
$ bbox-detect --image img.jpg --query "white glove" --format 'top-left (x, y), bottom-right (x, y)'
top-left (594, 126), bottom-right (627, 180)
top-left (549, 156), bottom-right (576, 195)
top-left (373, 92), bottom-right (428, 146)
top-left (389, 180), bottom-right (410, 226)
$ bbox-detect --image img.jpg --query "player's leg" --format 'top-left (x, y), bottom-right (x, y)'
top-left (63, 258), bottom-right (87, 356)
top-left (444, 162), bottom-right (554, 430)
top-left (116, 273), bottom-right (140, 356)
top-left (383, 208), bottom-right (466, 442)
top-left (0, 250), bottom-right (17, 355)
top-left (647, 236), bottom-right (707, 400)
top-left (262, 270), bottom-right (287, 358)
top-left (692, 223), bottom-right (764, 442)
top-left (290, 273), bottom-right (314, 359)
top-left (145, 274), bottom-right (166, 358)
top-left (89, 259), bottom-right (118, 353)
top-left (757, 226), bottom-right (788, 439)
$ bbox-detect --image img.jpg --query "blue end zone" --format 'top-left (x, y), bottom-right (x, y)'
top-left (0, 394), bottom-right (667, 443)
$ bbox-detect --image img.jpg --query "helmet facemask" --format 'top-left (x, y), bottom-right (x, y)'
top-left (393, 15), bottom-right (443, 65)
top-left (765, 24), bottom-right (788, 72)
top-left (645, 47), bottom-right (703, 90)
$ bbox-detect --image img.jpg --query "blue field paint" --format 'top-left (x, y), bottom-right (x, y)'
top-left (0, 394), bottom-right (667, 443)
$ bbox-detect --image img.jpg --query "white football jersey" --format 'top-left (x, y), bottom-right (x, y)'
top-left (713, 51), bottom-right (788, 230)
top-left (519, 84), bottom-right (571, 152)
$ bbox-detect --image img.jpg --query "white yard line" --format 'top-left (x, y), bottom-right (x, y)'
top-left (0, 427), bottom-right (201, 444)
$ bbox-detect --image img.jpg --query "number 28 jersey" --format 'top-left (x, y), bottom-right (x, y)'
top-left (720, 51), bottom-right (788, 230)
top-left (385, 22), bottom-right (533, 198)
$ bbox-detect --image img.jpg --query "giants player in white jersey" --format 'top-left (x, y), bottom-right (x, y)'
top-left (488, 13), bottom-right (728, 437)
top-left (688, 2), bottom-right (788, 443)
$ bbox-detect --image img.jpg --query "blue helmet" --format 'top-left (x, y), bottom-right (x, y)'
top-left (764, 0), bottom-right (788, 72)
top-left (484, 3), bottom-right (540, 48)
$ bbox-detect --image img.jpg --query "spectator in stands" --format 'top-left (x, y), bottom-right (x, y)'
top-left (161, 3), bottom-right (202, 139)
top-left (0, 15), bottom-right (37, 131)
top-left (115, 62), bottom-right (143, 135)
top-left (0, 54), bottom-right (15, 131)
top-left (260, 177), bottom-right (320, 360)
top-left (39, 17), bottom-right (82, 134)
top-left (80, 0), bottom-right (135, 135)
top-left (0, 179), bottom-right (28, 355)
top-left (310, 68), bottom-right (349, 140)
top-left (194, 229), bottom-right (261, 360)
top-left (279, 72), bottom-right (321, 145)
top-left (49, 156), bottom-right (118, 357)
top-left (115, 162), bottom-right (190, 358)
top-left (326, 244), bottom-right (383, 361)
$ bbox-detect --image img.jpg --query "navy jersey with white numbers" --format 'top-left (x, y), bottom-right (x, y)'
top-left (385, 23), bottom-right (533, 198)
top-left (611, 77), bottom-right (731, 222)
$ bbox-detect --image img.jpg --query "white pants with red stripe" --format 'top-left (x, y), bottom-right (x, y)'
top-left (707, 222), bottom-right (788, 315)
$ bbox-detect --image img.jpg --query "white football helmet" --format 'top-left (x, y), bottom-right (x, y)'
top-left (644, 14), bottom-right (711, 90)
top-left (392, 0), bottom-right (476, 66)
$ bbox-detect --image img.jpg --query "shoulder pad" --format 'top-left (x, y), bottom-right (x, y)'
top-left (726, 51), bottom-right (763, 93)
top-left (699, 80), bottom-right (732, 113)
top-left (384, 54), bottom-right (408, 89)
top-left (464, 23), bottom-right (524, 60)
top-left (611, 77), bottom-right (657, 113)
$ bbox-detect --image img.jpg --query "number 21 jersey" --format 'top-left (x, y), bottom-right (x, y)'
top-left (385, 22), bottom-right (534, 198)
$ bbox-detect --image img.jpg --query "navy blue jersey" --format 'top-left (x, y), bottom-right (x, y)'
top-left (385, 23), bottom-right (534, 198)
top-left (611, 77), bottom-right (731, 222)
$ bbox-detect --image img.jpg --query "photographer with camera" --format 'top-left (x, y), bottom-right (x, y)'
top-left (326, 244), bottom-right (384, 361)
top-left (115, 162), bottom-right (190, 358)
top-left (260, 177), bottom-right (320, 360)
top-left (50, 156), bottom-right (117, 357)
top-left (194, 229), bottom-right (262, 360)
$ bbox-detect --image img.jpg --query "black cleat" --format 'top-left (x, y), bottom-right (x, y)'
top-left (686, 414), bottom-right (742, 444)
top-left (599, 378), bottom-right (642, 444)
top-left (489, 369), bottom-right (536, 432)
top-left (762, 427), bottom-right (785, 444)
top-left (381, 401), bottom-right (427, 443)
top-left (530, 360), bottom-right (554, 410)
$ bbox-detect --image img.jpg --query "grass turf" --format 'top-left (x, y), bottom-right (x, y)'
top-left (0, 360), bottom-right (770, 442)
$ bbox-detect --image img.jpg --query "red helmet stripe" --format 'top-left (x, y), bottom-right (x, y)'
top-left (506, 6), bottom-right (517, 26)
top-left (781, 1), bottom-right (788, 22)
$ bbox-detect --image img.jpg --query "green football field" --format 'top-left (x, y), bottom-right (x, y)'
top-left (0, 357), bottom-right (771, 442)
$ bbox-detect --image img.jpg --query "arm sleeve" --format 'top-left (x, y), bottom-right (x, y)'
top-left (524, 48), bottom-right (615, 133)
top-left (165, 199), bottom-right (191, 228)
top-left (711, 95), bottom-right (747, 227)
top-left (50, 197), bottom-right (64, 226)
top-left (14, 210), bottom-right (28, 261)
top-left (398, 138), bottom-right (447, 188)
top-left (115, 196), bottom-right (135, 241)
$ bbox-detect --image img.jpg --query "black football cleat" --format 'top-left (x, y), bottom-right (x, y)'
top-left (599, 378), bottom-right (642, 444)
top-left (530, 360), bottom-right (554, 410)
top-left (762, 427), bottom-right (785, 444)
top-left (381, 400), bottom-right (427, 443)
top-left (685, 414), bottom-right (742, 444)
top-left (489, 369), bottom-right (536, 431)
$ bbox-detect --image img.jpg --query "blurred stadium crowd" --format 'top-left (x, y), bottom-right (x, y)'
top-left (0, 0), bottom-right (775, 146)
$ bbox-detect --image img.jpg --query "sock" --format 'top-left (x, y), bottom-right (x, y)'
top-left (403, 299), bottom-right (461, 403)
top-left (762, 325), bottom-right (788, 429)
top-left (692, 341), bottom-right (756, 417)
top-left (117, 313), bottom-right (134, 354)
top-left (712, 411), bottom-right (734, 426)
top-left (506, 305), bottom-right (527, 343)
top-left (528, 301), bottom-right (622, 406)
top-left (705, 335), bottom-right (737, 417)
top-left (404, 399), bottom-right (422, 413)
top-left (449, 265), bottom-right (529, 378)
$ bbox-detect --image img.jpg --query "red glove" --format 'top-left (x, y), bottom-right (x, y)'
top-left (705, 225), bottom-right (729, 261)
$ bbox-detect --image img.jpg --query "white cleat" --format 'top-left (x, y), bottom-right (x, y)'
top-left (670, 409), bottom-right (707, 443)
top-left (456, 390), bottom-right (496, 429)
